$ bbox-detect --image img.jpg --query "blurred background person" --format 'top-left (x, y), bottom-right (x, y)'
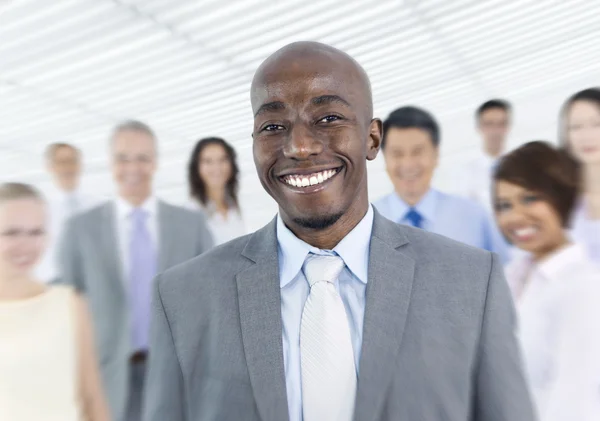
top-left (35, 143), bottom-right (101, 283)
top-left (57, 121), bottom-right (213, 421)
top-left (561, 87), bottom-right (600, 264)
top-left (187, 137), bottom-right (245, 245)
top-left (0, 182), bottom-right (109, 421)
top-left (494, 141), bottom-right (600, 421)
top-left (456, 100), bottom-right (512, 213)
top-left (374, 106), bottom-right (509, 262)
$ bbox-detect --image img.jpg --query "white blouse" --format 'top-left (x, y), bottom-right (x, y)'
top-left (186, 199), bottom-right (246, 246)
top-left (571, 201), bottom-right (600, 264)
top-left (505, 244), bottom-right (600, 421)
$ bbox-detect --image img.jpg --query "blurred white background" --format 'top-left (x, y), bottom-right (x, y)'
top-left (1, 0), bottom-right (599, 230)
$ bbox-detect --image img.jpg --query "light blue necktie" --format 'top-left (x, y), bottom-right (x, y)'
top-left (404, 208), bottom-right (423, 229)
top-left (128, 208), bottom-right (157, 352)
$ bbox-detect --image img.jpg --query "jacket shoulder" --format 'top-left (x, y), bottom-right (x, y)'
top-left (158, 233), bottom-right (253, 289)
top-left (160, 201), bottom-right (206, 220)
top-left (68, 201), bottom-right (110, 228)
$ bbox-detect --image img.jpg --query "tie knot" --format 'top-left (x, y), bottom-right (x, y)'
top-left (404, 208), bottom-right (423, 228)
top-left (130, 207), bottom-right (148, 221)
top-left (303, 254), bottom-right (345, 288)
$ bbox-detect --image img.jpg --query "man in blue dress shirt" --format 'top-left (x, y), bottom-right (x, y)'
top-left (373, 106), bottom-right (509, 262)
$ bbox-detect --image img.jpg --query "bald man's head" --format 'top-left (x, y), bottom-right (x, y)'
top-left (251, 41), bottom-right (382, 246)
top-left (251, 41), bottom-right (373, 120)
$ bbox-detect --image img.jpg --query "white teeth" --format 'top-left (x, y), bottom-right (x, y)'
top-left (283, 168), bottom-right (339, 188)
top-left (514, 227), bottom-right (537, 237)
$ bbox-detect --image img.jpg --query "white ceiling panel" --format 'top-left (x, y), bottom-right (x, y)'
top-left (1, 0), bottom-right (597, 229)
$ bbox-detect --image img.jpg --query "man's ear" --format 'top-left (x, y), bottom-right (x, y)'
top-left (366, 118), bottom-right (382, 161)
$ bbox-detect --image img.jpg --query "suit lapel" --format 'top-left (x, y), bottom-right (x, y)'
top-left (236, 220), bottom-right (290, 421)
top-left (157, 201), bottom-right (173, 272)
top-left (354, 213), bottom-right (415, 421)
top-left (98, 202), bottom-right (126, 293)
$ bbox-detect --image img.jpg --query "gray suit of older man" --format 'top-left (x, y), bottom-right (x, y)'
top-left (57, 200), bottom-right (213, 421)
top-left (143, 210), bottom-right (535, 421)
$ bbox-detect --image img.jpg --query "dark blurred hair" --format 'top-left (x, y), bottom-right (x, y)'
top-left (559, 87), bottom-right (600, 148)
top-left (382, 106), bottom-right (440, 149)
top-left (188, 137), bottom-right (240, 210)
top-left (494, 141), bottom-right (579, 226)
top-left (475, 99), bottom-right (512, 120)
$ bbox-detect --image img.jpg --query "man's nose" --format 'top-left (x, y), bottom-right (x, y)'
top-left (397, 157), bottom-right (418, 172)
top-left (283, 124), bottom-right (324, 160)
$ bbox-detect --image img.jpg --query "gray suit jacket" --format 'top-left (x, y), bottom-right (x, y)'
top-left (143, 210), bottom-right (535, 421)
top-left (57, 200), bottom-right (214, 421)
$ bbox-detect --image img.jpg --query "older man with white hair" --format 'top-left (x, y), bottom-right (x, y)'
top-left (57, 120), bottom-right (214, 421)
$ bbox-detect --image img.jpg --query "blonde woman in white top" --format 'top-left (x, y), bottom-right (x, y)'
top-left (187, 137), bottom-right (245, 245)
top-left (493, 141), bottom-right (600, 421)
top-left (0, 183), bottom-right (109, 421)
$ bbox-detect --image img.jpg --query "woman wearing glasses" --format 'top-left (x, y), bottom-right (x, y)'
top-left (0, 183), bottom-right (108, 421)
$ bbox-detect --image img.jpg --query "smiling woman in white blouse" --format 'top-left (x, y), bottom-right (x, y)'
top-left (187, 137), bottom-right (245, 246)
top-left (493, 141), bottom-right (600, 421)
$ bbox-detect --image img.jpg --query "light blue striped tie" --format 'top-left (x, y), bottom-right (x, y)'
top-left (128, 208), bottom-right (157, 352)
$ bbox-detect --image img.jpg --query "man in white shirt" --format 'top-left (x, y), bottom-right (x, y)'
top-left (457, 99), bottom-right (512, 213)
top-left (57, 121), bottom-right (213, 421)
top-left (36, 143), bottom-right (101, 282)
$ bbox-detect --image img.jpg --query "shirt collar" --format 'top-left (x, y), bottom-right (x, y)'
top-left (46, 184), bottom-right (80, 200)
top-left (389, 188), bottom-right (438, 223)
top-left (535, 243), bottom-right (588, 281)
top-left (115, 195), bottom-right (158, 220)
top-left (478, 150), bottom-right (501, 167)
top-left (276, 205), bottom-right (374, 288)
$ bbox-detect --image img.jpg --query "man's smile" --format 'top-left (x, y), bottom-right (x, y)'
top-left (278, 165), bottom-right (344, 193)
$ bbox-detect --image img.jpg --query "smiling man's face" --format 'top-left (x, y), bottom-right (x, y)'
top-left (251, 42), bottom-right (381, 234)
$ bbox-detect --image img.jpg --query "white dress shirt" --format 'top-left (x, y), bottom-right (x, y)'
top-left (455, 152), bottom-right (499, 214)
top-left (35, 186), bottom-right (102, 282)
top-left (115, 196), bottom-right (159, 277)
top-left (505, 243), bottom-right (600, 421)
top-left (186, 198), bottom-right (245, 246)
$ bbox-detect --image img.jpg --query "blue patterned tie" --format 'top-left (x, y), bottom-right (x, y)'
top-left (404, 208), bottom-right (423, 229)
top-left (128, 208), bottom-right (157, 352)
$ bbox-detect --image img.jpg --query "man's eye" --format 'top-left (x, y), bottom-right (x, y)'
top-left (318, 115), bottom-right (341, 123)
top-left (262, 124), bottom-right (284, 132)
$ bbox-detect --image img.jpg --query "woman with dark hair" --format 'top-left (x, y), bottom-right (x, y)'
top-left (561, 87), bottom-right (600, 263)
top-left (187, 137), bottom-right (245, 245)
top-left (493, 141), bottom-right (600, 421)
